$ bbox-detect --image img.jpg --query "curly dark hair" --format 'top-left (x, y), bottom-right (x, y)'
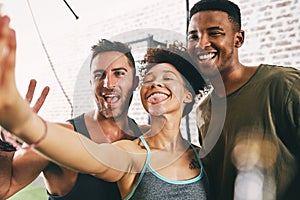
top-left (141, 44), bottom-right (206, 116)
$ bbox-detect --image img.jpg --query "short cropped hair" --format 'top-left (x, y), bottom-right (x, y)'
top-left (90, 39), bottom-right (136, 76)
top-left (190, 0), bottom-right (241, 32)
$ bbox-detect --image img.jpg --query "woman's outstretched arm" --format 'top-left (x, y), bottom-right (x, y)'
top-left (0, 15), bottom-right (144, 183)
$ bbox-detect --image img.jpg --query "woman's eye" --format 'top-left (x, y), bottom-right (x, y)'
top-left (163, 73), bottom-right (176, 81)
top-left (143, 79), bottom-right (153, 84)
top-left (142, 74), bottom-right (153, 84)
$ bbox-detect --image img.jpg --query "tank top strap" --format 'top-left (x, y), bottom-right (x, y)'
top-left (124, 136), bottom-right (151, 200)
top-left (67, 114), bottom-right (90, 138)
top-left (190, 144), bottom-right (204, 179)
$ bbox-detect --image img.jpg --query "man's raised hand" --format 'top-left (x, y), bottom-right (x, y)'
top-left (25, 79), bottom-right (50, 113)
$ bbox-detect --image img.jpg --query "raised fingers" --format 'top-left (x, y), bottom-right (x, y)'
top-left (25, 79), bottom-right (37, 103)
top-left (32, 86), bottom-right (50, 113)
top-left (25, 79), bottom-right (50, 113)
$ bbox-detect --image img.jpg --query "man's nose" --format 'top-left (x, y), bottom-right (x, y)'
top-left (103, 73), bottom-right (117, 89)
top-left (197, 34), bottom-right (211, 49)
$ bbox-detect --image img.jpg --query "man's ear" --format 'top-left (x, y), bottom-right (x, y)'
top-left (235, 30), bottom-right (245, 48)
top-left (183, 91), bottom-right (193, 104)
top-left (133, 76), bottom-right (139, 90)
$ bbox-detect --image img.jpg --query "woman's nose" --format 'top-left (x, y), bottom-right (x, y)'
top-left (151, 82), bottom-right (163, 88)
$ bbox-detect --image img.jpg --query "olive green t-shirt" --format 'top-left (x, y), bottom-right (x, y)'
top-left (197, 64), bottom-right (300, 200)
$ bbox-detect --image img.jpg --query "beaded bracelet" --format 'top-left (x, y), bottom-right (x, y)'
top-left (0, 116), bottom-right (48, 151)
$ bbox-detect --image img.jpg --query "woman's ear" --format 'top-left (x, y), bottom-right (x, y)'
top-left (183, 91), bottom-right (193, 104)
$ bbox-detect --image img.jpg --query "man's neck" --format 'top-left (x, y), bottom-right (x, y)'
top-left (85, 110), bottom-right (133, 143)
top-left (211, 64), bottom-right (258, 96)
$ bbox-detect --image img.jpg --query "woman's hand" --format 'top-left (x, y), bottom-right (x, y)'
top-left (0, 15), bottom-right (32, 133)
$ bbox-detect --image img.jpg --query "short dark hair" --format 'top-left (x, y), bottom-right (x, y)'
top-left (190, 0), bottom-right (241, 32)
top-left (90, 39), bottom-right (136, 76)
top-left (142, 45), bottom-right (206, 116)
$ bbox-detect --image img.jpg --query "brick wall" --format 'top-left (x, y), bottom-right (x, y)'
top-left (40, 0), bottom-right (189, 123)
top-left (237, 0), bottom-right (300, 67)
top-left (38, 0), bottom-right (299, 145)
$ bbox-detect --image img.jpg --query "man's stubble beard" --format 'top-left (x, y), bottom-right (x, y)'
top-left (96, 95), bottom-right (132, 121)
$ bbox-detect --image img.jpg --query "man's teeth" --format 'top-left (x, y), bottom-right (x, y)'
top-left (103, 94), bottom-right (119, 103)
top-left (104, 94), bottom-right (117, 98)
top-left (199, 53), bottom-right (215, 60)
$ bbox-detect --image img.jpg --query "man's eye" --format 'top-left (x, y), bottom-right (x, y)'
top-left (115, 71), bottom-right (126, 76)
top-left (209, 32), bottom-right (223, 37)
top-left (94, 74), bottom-right (103, 79)
top-left (188, 35), bottom-right (198, 41)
